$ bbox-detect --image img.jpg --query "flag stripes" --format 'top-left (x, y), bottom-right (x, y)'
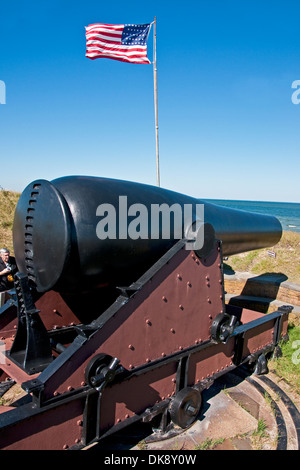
top-left (85, 23), bottom-right (151, 64)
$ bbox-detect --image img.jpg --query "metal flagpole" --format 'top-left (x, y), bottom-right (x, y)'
top-left (153, 17), bottom-right (160, 187)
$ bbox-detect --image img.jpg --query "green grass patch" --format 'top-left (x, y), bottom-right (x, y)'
top-left (195, 437), bottom-right (225, 450)
top-left (0, 187), bottom-right (20, 253)
top-left (226, 231), bottom-right (300, 284)
top-left (269, 319), bottom-right (300, 394)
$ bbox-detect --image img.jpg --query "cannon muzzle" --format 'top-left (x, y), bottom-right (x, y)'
top-left (13, 176), bottom-right (282, 296)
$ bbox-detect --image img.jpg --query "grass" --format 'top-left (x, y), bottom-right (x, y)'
top-left (269, 317), bottom-right (300, 394)
top-left (194, 437), bottom-right (225, 450)
top-left (252, 419), bottom-right (268, 440)
top-left (225, 230), bottom-right (300, 285)
top-left (251, 419), bottom-right (270, 450)
top-left (0, 187), bottom-right (20, 253)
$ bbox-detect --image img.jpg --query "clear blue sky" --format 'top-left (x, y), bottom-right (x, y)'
top-left (1, 0), bottom-right (300, 202)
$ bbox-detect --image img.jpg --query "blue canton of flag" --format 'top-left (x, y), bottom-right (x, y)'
top-left (121, 24), bottom-right (151, 46)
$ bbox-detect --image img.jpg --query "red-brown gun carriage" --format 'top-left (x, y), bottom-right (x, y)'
top-left (0, 177), bottom-right (289, 449)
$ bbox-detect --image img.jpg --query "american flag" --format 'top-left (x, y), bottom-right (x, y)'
top-left (85, 23), bottom-right (152, 64)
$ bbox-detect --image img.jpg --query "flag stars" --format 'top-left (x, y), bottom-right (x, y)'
top-left (121, 24), bottom-right (150, 46)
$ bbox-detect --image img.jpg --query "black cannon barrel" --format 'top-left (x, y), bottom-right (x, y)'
top-left (13, 176), bottom-right (282, 295)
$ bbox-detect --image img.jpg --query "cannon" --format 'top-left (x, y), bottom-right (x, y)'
top-left (0, 176), bottom-right (289, 450)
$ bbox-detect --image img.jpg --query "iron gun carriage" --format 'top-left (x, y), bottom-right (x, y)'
top-left (0, 176), bottom-right (289, 449)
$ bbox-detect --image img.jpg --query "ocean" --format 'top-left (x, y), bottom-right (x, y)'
top-left (203, 200), bottom-right (300, 233)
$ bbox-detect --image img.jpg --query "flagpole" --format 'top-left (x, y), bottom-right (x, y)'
top-left (153, 17), bottom-right (160, 187)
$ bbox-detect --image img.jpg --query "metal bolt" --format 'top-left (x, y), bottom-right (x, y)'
top-left (186, 404), bottom-right (196, 416)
